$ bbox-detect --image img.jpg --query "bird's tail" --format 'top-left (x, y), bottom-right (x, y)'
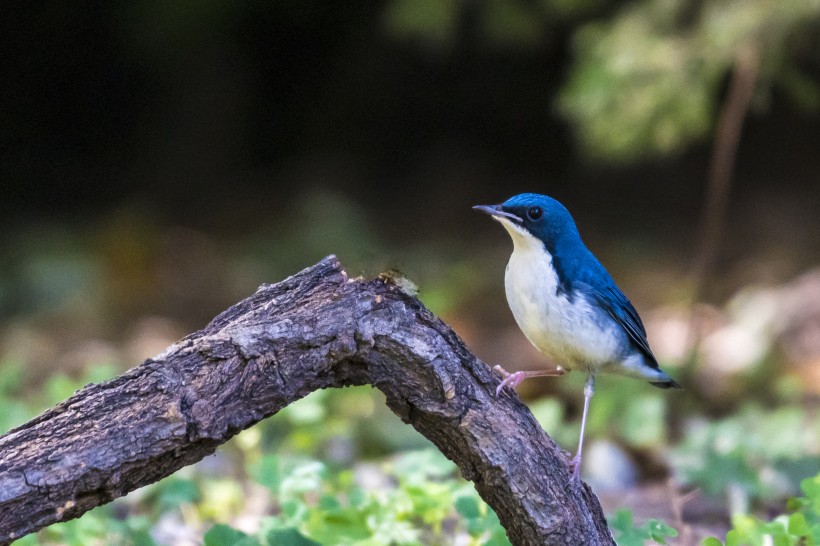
top-left (649, 378), bottom-right (682, 389)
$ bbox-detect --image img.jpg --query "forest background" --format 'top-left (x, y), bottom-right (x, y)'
top-left (2, 1), bottom-right (820, 544)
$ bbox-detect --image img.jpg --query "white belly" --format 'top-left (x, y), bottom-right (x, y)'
top-left (503, 233), bottom-right (620, 371)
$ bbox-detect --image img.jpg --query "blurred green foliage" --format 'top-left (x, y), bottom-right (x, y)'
top-left (384, 0), bottom-right (464, 49)
top-left (242, 189), bottom-right (487, 318)
top-left (529, 373), bottom-right (673, 453)
top-left (609, 509), bottom-right (678, 545)
top-left (558, 0), bottom-right (718, 161)
top-left (3, 353), bottom-right (817, 544)
top-left (237, 450), bottom-right (508, 545)
top-left (559, 0), bottom-right (820, 161)
top-left (672, 403), bottom-right (820, 514)
top-left (12, 508), bottom-right (154, 546)
top-left (704, 472), bottom-right (820, 545)
top-left (0, 225), bottom-right (105, 317)
top-left (0, 359), bottom-right (120, 433)
top-left (383, 0), bottom-right (608, 50)
top-left (384, 0), bottom-right (820, 161)
top-left (0, 189), bottom-right (488, 332)
top-left (1, 192), bottom-right (818, 542)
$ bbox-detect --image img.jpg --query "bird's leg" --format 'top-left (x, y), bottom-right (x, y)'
top-left (569, 374), bottom-right (595, 484)
top-left (493, 364), bottom-right (565, 396)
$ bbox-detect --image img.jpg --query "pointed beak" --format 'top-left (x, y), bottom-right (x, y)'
top-left (472, 204), bottom-right (523, 224)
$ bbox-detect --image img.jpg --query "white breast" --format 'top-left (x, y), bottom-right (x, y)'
top-left (495, 218), bottom-right (621, 371)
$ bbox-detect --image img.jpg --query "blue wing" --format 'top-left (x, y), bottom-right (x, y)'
top-left (594, 282), bottom-right (659, 365)
top-left (573, 262), bottom-right (660, 369)
top-left (555, 244), bottom-right (679, 387)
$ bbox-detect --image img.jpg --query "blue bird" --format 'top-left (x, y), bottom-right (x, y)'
top-left (474, 193), bottom-right (680, 483)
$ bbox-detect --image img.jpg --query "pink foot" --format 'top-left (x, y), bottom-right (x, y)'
top-left (492, 364), bottom-right (565, 396)
top-left (493, 366), bottom-right (526, 396)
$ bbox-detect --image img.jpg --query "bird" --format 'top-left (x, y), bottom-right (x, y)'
top-left (474, 193), bottom-right (681, 483)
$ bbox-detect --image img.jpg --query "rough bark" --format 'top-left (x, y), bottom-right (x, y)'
top-left (0, 256), bottom-right (614, 545)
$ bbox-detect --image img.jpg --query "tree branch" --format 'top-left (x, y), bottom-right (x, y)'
top-left (0, 256), bottom-right (614, 546)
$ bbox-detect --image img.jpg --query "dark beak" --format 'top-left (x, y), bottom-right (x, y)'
top-left (472, 204), bottom-right (523, 224)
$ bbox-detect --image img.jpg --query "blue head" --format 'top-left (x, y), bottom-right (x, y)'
top-left (473, 193), bottom-right (582, 251)
top-left (474, 193), bottom-right (598, 294)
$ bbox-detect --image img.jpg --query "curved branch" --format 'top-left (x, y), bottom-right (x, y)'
top-left (0, 256), bottom-right (614, 545)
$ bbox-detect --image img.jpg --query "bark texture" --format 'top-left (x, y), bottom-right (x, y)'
top-left (0, 256), bottom-right (614, 545)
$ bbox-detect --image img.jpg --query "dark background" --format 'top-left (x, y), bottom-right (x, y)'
top-left (3, 1), bottom-right (817, 246)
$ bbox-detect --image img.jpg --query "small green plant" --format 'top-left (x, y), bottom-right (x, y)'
top-left (671, 403), bottom-right (820, 513)
top-left (234, 449), bottom-right (509, 545)
top-left (609, 509), bottom-right (678, 546)
top-left (704, 472), bottom-right (820, 546)
top-left (204, 524), bottom-right (263, 546)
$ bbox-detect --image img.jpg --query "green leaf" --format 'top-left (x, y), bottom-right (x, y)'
top-left (724, 528), bottom-right (742, 546)
top-left (154, 478), bottom-right (200, 512)
top-left (280, 499), bottom-right (307, 523)
top-left (265, 528), bottom-right (321, 546)
top-left (403, 482), bottom-right (453, 525)
top-left (369, 518), bottom-right (421, 545)
top-left (123, 515), bottom-right (158, 546)
top-left (788, 512), bottom-right (810, 536)
top-left (701, 537), bottom-right (724, 546)
top-left (455, 495), bottom-right (481, 519)
top-left (610, 509), bottom-right (647, 546)
top-left (610, 509), bottom-right (678, 546)
top-left (250, 455), bottom-right (281, 493)
top-left (647, 518), bottom-right (678, 543)
top-left (801, 473), bottom-right (820, 514)
top-left (279, 460), bottom-right (326, 500)
top-left (610, 508), bottom-right (634, 532)
top-left (392, 449), bottom-right (456, 483)
top-left (203, 524), bottom-right (259, 546)
top-left (483, 527), bottom-right (513, 546)
top-left (348, 486), bottom-right (367, 509)
top-left (318, 495), bottom-right (341, 511)
top-left (304, 506), bottom-right (370, 544)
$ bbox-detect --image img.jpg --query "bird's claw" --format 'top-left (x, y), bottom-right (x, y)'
top-left (492, 364), bottom-right (566, 396)
top-left (493, 366), bottom-right (525, 396)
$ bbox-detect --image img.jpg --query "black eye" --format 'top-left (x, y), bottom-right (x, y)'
top-left (527, 206), bottom-right (543, 221)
